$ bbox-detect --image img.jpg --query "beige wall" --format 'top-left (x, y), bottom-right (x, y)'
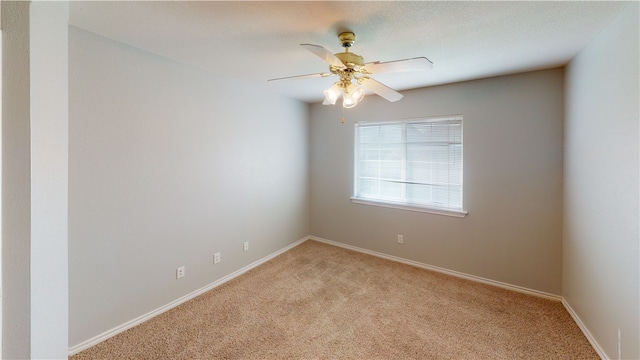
top-left (564, 3), bottom-right (639, 359)
top-left (68, 27), bottom-right (310, 348)
top-left (310, 69), bottom-right (564, 295)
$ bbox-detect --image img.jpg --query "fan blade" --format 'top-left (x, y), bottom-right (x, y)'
top-left (268, 72), bottom-right (332, 82)
top-left (364, 57), bottom-right (433, 74)
top-left (301, 44), bottom-right (345, 68)
top-left (360, 77), bottom-right (403, 102)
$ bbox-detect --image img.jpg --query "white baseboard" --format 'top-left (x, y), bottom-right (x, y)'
top-left (70, 235), bottom-right (603, 359)
top-left (68, 236), bottom-right (309, 356)
top-left (310, 237), bottom-right (609, 358)
top-left (309, 235), bottom-right (562, 301)
top-left (562, 299), bottom-right (607, 360)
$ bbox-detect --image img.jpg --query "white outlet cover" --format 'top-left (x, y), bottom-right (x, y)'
top-left (214, 252), bottom-right (221, 264)
top-left (176, 266), bottom-right (185, 279)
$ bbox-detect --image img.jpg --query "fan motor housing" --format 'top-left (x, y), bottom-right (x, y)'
top-left (335, 52), bottom-right (364, 67)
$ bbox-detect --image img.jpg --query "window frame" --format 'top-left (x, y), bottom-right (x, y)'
top-left (351, 115), bottom-right (467, 218)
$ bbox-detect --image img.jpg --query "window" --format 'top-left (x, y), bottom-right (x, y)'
top-left (352, 115), bottom-right (466, 217)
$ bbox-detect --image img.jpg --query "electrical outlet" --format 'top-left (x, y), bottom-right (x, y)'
top-left (214, 252), bottom-right (221, 264)
top-left (243, 241), bottom-right (249, 252)
top-left (176, 266), bottom-right (185, 279)
top-left (397, 235), bottom-right (404, 244)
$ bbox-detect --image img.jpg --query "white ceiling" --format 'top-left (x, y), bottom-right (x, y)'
top-left (69, 1), bottom-right (629, 103)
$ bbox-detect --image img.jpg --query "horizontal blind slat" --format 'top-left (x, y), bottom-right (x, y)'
top-left (354, 116), bottom-right (463, 211)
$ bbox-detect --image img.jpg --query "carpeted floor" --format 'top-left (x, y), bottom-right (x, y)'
top-left (71, 240), bottom-right (598, 359)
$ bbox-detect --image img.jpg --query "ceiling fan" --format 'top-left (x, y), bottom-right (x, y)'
top-left (268, 32), bottom-right (433, 109)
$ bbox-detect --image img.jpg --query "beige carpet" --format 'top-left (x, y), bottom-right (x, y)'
top-left (71, 240), bottom-right (598, 359)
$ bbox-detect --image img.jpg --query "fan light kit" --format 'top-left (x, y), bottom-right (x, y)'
top-left (269, 31), bottom-right (433, 112)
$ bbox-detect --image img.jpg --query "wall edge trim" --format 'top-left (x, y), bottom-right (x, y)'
top-left (70, 235), bottom-right (577, 356)
top-left (68, 236), bottom-right (310, 356)
top-left (562, 298), bottom-right (607, 360)
top-left (309, 235), bottom-right (562, 301)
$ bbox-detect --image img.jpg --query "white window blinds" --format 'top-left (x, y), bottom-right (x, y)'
top-left (353, 115), bottom-right (464, 214)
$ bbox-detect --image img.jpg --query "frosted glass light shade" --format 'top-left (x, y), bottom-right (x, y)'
top-left (323, 84), bottom-right (341, 105)
top-left (343, 83), bottom-right (365, 108)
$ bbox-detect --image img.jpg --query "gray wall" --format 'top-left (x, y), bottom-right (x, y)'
top-left (1, 3), bottom-right (32, 357)
top-left (310, 69), bottom-right (564, 295)
top-left (2, 2), bottom-right (69, 358)
top-left (68, 28), bottom-right (310, 347)
top-left (564, 3), bottom-right (639, 359)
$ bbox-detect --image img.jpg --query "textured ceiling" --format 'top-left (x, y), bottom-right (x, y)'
top-left (69, 1), bottom-right (629, 103)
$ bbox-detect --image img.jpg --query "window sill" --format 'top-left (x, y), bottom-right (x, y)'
top-left (350, 197), bottom-right (468, 218)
